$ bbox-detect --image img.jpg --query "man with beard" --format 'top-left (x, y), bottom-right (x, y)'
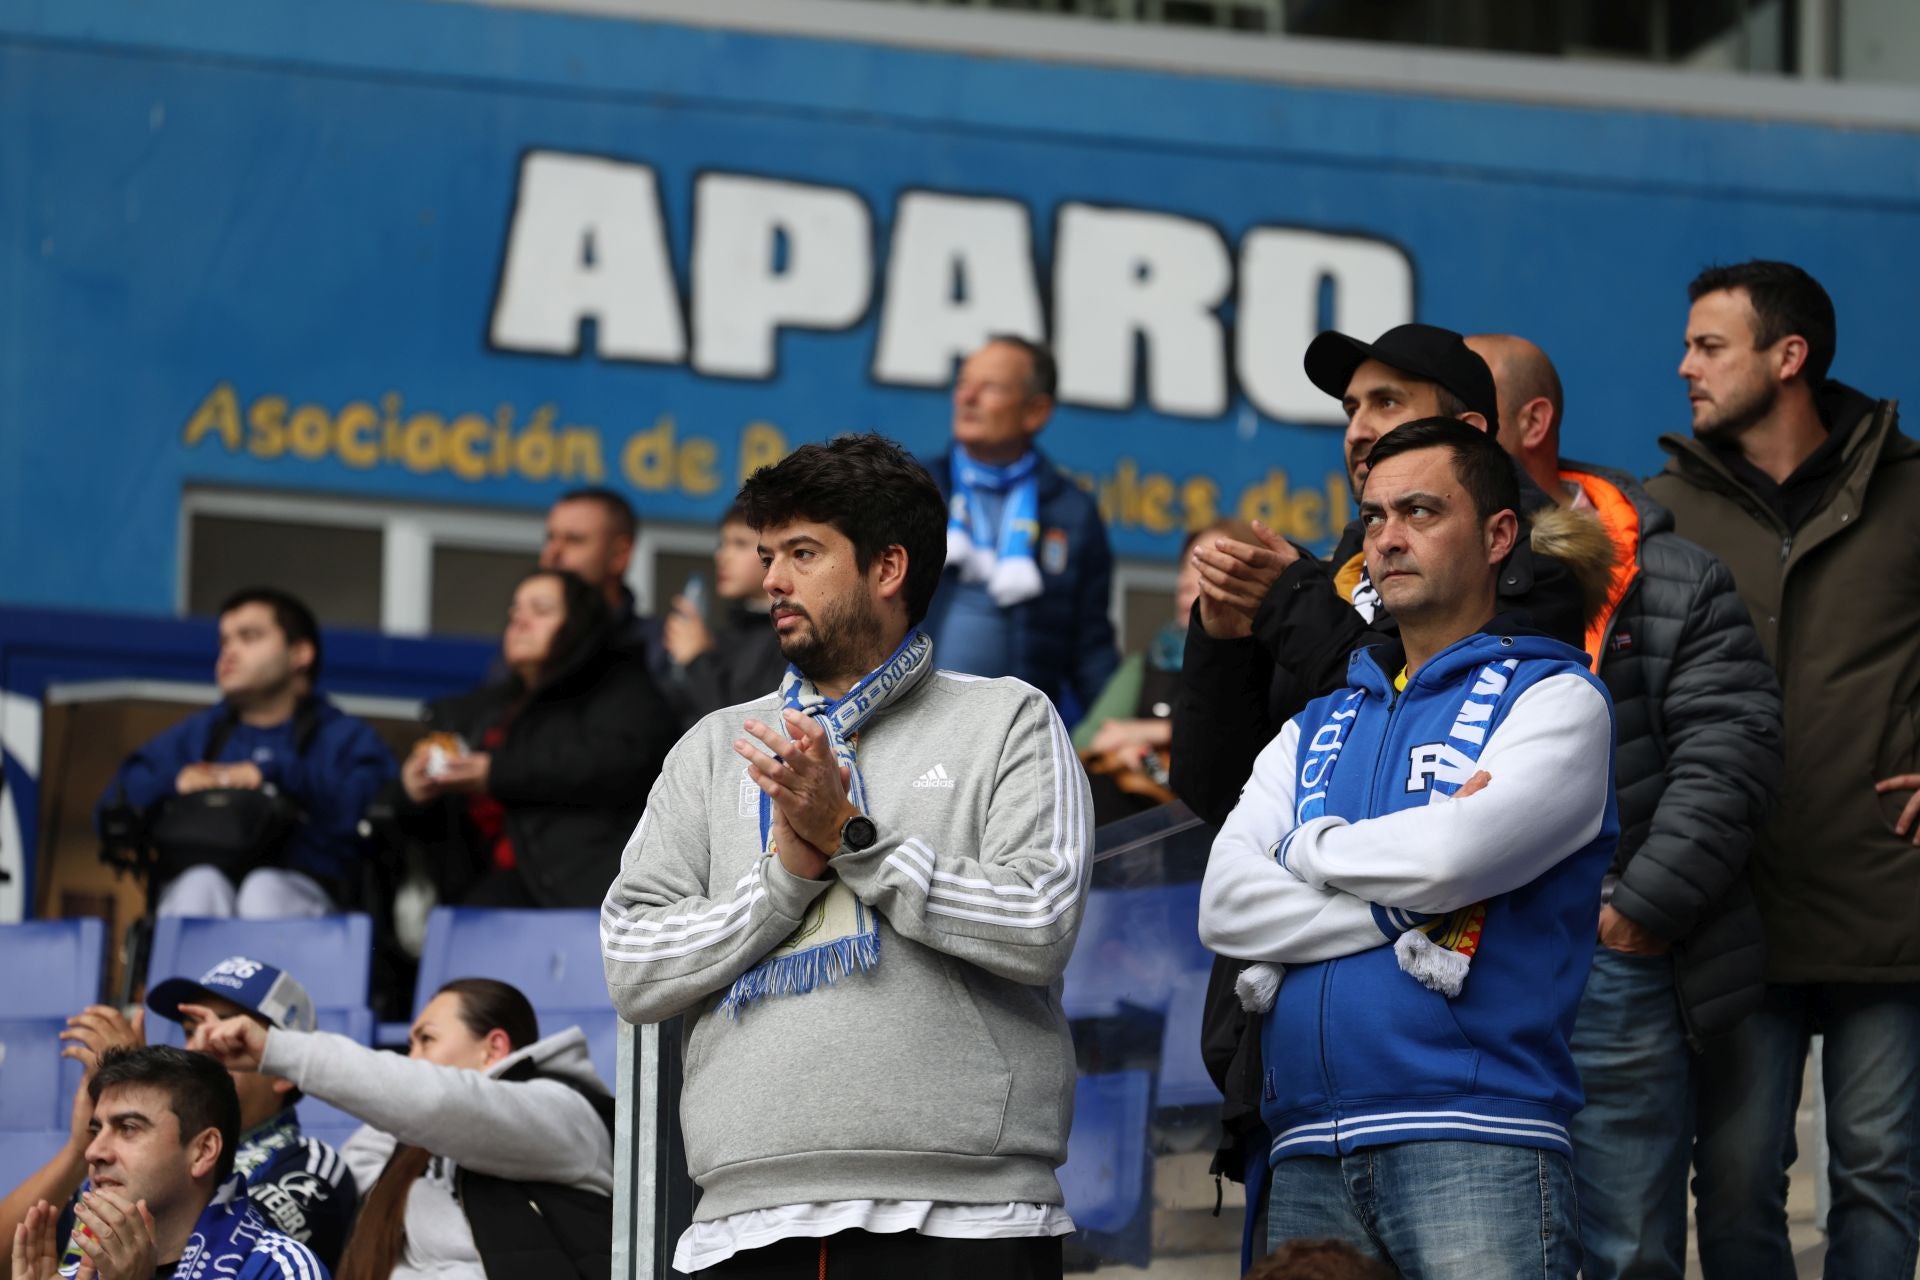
top-left (1168, 324), bottom-right (1598, 829)
top-left (1647, 260), bottom-right (1920, 1277)
top-left (602, 434), bottom-right (1092, 1280)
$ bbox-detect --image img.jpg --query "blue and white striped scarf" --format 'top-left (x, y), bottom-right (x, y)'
top-left (721, 629), bottom-right (935, 1015)
top-left (946, 445), bottom-right (1044, 607)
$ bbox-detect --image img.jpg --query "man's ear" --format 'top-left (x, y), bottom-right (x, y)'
top-left (1774, 334), bottom-right (1810, 383)
top-left (1484, 509), bottom-right (1520, 564)
top-left (870, 544), bottom-right (910, 603)
top-left (608, 534), bottom-right (635, 579)
top-left (288, 639), bottom-right (317, 682)
top-left (269, 1075), bottom-right (297, 1099)
top-left (1517, 397), bottom-right (1555, 453)
top-left (186, 1127), bottom-right (223, 1181)
top-left (1020, 395), bottom-right (1054, 437)
top-left (1458, 410), bottom-right (1491, 435)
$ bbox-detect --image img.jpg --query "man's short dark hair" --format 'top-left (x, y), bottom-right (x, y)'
top-left (736, 434), bottom-right (947, 626)
top-left (90, 1045), bottom-right (240, 1183)
top-left (985, 334), bottom-right (1058, 401)
top-left (217, 587), bottom-right (322, 684)
top-left (1363, 416), bottom-right (1520, 524)
top-left (1689, 260), bottom-right (1836, 384)
top-left (556, 487), bottom-right (639, 543)
top-left (718, 500), bottom-right (750, 529)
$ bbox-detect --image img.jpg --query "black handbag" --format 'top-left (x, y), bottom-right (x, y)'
top-left (146, 700), bottom-right (321, 885)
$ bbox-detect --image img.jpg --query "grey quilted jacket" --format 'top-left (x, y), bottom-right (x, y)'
top-left (1568, 459), bottom-right (1781, 1043)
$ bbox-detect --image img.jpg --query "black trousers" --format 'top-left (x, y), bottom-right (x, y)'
top-left (700, 1230), bottom-right (1063, 1280)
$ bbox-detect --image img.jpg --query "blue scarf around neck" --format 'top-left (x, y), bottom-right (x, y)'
top-left (946, 445), bottom-right (1044, 607)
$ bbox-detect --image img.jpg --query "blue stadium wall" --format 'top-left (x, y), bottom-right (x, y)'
top-left (2, 0), bottom-right (1917, 616)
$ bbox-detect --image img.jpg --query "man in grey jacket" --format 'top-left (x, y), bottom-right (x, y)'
top-left (602, 433), bottom-right (1093, 1279)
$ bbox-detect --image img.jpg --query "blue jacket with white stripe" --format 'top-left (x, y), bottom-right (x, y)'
top-left (1200, 626), bottom-right (1617, 1167)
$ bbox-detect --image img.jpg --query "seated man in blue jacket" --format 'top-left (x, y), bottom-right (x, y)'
top-left (1198, 418), bottom-right (1618, 1278)
top-left (98, 587), bottom-right (394, 917)
top-left (922, 336), bottom-right (1119, 721)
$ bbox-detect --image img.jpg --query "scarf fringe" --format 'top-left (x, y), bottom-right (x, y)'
top-left (1394, 929), bottom-right (1470, 997)
top-left (720, 913), bottom-right (884, 1017)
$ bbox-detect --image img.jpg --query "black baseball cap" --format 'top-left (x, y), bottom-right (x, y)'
top-left (1303, 323), bottom-right (1500, 434)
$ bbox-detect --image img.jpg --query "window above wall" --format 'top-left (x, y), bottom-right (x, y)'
top-left (178, 488), bottom-right (713, 637)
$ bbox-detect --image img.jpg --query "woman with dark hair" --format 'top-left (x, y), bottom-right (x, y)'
top-left (188, 977), bottom-right (615, 1280)
top-left (396, 568), bottom-right (677, 908)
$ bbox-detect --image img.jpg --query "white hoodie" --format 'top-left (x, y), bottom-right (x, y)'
top-left (259, 1026), bottom-right (613, 1280)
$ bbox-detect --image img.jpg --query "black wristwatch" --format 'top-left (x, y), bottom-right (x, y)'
top-left (840, 813), bottom-right (878, 853)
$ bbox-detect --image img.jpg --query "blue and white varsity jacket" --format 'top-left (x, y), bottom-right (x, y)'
top-left (1199, 627), bottom-right (1618, 1166)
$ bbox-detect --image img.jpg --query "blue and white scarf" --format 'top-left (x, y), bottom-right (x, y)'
top-left (721, 629), bottom-right (936, 1015)
top-left (63, 1176), bottom-right (304, 1280)
top-left (946, 445), bottom-right (1044, 607)
top-left (1237, 656), bottom-right (1522, 1012)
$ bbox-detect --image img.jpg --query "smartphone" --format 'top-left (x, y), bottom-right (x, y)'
top-left (683, 573), bottom-right (708, 617)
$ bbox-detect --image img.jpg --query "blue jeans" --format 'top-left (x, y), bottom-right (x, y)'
top-left (1567, 947), bottom-right (1692, 1280)
top-left (1694, 982), bottom-right (1920, 1280)
top-left (1266, 1141), bottom-right (1581, 1278)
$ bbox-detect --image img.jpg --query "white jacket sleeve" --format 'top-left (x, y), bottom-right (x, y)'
top-left (1199, 719), bottom-right (1395, 963)
top-left (260, 1030), bottom-right (613, 1193)
top-left (601, 733), bottom-right (835, 1024)
top-left (830, 689), bottom-right (1092, 986)
top-left (1284, 674), bottom-right (1613, 915)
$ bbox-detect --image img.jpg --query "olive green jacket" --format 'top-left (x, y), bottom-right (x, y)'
top-left (1647, 385), bottom-right (1920, 983)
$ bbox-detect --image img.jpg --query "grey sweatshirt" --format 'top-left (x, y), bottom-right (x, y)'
top-left (602, 669), bottom-right (1093, 1221)
top-left (259, 1026), bottom-right (613, 1280)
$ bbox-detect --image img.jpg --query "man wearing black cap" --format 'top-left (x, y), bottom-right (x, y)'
top-left (1172, 325), bottom-right (1610, 1215)
top-left (0, 958), bottom-right (356, 1276)
top-left (1171, 323), bottom-right (1599, 828)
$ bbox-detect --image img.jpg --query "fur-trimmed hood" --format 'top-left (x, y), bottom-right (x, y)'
top-left (1528, 504), bottom-right (1620, 632)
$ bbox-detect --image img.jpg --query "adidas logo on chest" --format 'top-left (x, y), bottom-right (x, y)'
top-left (912, 763), bottom-right (956, 790)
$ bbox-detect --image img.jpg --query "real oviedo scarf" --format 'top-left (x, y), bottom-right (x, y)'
top-left (1236, 657), bottom-right (1521, 1014)
top-left (945, 445), bottom-right (1045, 607)
top-left (720, 629), bottom-right (936, 1016)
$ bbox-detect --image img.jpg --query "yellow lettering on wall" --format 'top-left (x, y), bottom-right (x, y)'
top-left (679, 437), bottom-right (720, 495)
top-left (737, 421), bottom-right (787, 482)
top-left (1180, 476), bottom-right (1220, 531)
top-left (402, 413), bottom-right (443, 474)
top-left (336, 402), bottom-right (379, 468)
top-left (560, 429), bottom-right (606, 483)
top-left (288, 405), bottom-right (331, 461)
top-left (184, 384), bottom-right (242, 450)
top-left (622, 416), bottom-right (676, 491)
top-left (247, 396), bottom-right (288, 459)
top-left (446, 415), bottom-right (491, 481)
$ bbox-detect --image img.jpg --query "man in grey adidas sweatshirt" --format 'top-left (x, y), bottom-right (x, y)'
top-left (603, 434), bottom-right (1093, 1279)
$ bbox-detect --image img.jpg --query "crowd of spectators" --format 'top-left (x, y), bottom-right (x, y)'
top-left (12, 257), bottom-right (1917, 1278)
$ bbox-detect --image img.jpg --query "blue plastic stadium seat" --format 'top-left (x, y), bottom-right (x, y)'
top-left (1060, 1070), bottom-right (1152, 1237)
top-left (414, 907), bottom-right (614, 1083)
top-left (1156, 971), bottom-right (1221, 1109)
top-left (0, 919), bottom-right (107, 1017)
top-left (413, 907), bottom-right (606, 1012)
top-left (147, 914), bottom-right (374, 1010)
top-left (0, 1128), bottom-right (71, 1194)
top-left (0, 1018), bottom-right (84, 1130)
top-left (1061, 884), bottom-right (1210, 1020)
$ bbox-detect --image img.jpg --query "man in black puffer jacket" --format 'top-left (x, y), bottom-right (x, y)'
top-left (1469, 335), bottom-right (1780, 1280)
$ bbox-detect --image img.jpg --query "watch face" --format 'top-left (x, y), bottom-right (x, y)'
top-left (844, 815), bottom-right (878, 852)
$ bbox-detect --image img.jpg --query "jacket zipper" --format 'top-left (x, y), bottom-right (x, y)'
top-left (1321, 666), bottom-right (1407, 1122)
